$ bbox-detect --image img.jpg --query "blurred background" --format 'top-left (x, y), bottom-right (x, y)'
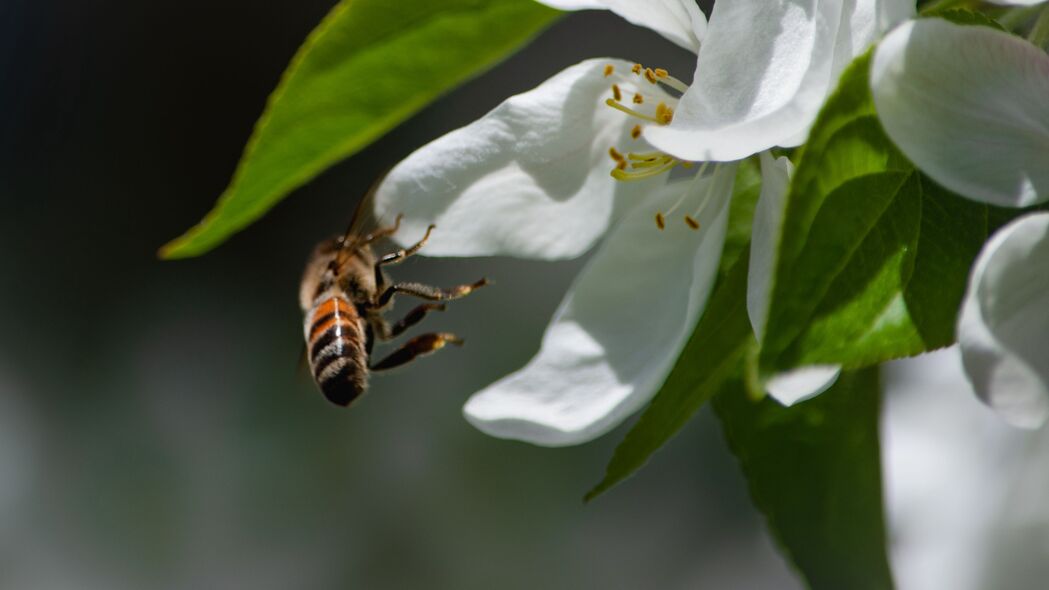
top-left (3, 1), bottom-right (1047, 588)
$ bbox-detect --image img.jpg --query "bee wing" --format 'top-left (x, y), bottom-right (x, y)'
top-left (333, 172), bottom-right (398, 266)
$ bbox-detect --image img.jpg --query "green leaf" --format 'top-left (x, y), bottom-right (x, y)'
top-left (585, 247), bottom-right (755, 501)
top-left (713, 367), bottom-right (892, 590)
top-left (161, 0), bottom-right (559, 259)
top-left (759, 51), bottom-right (991, 376)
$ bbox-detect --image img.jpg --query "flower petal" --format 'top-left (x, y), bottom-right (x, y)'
top-left (746, 152), bottom-right (840, 405)
top-left (463, 164), bottom-right (737, 446)
top-left (747, 151), bottom-right (793, 340)
top-left (535, 0), bottom-right (706, 52)
top-left (766, 365), bottom-right (842, 406)
top-left (647, 0), bottom-right (909, 161)
top-left (872, 19), bottom-right (1049, 208)
top-left (374, 58), bottom-right (664, 259)
top-left (958, 213), bottom-right (1049, 429)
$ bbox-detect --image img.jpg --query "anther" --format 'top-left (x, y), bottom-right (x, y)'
top-left (655, 212), bottom-right (666, 230)
top-left (654, 68), bottom-right (669, 79)
top-left (632, 63), bottom-right (643, 75)
top-left (604, 64), bottom-right (614, 77)
top-left (655, 102), bottom-right (674, 124)
top-left (684, 215), bottom-right (700, 230)
top-left (631, 125), bottom-right (642, 140)
top-left (608, 146), bottom-right (626, 163)
top-left (611, 84), bottom-right (622, 102)
top-left (644, 68), bottom-right (658, 84)
top-left (632, 93), bottom-right (644, 104)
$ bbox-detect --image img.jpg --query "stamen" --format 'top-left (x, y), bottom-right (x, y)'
top-left (655, 212), bottom-right (666, 230)
top-left (611, 84), bottom-right (622, 102)
top-left (611, 158), bottom-right (678, 181)
top-left (632, 63), bottom-right (643, 75)
top-left (630, 125), bottom-right (642, 140)
top-left (662, 162), bottom-right (710, 218)
top-left (644, 68), bottom-right (658, 84)
top-left (603, 64), bottom-right (614, 77)
top-left (655, 102), bottom-right (674, 124)
top-left (626, 151), bottom-right (663, 161)
top-left (659, 75), bottom-right (690, 94)
top-left (632, 93), bottom-right (644, 104)
top-left (684, 215), bottom-right (700, 230)
top-left (654, 68), bottom-right (669, 78)
top-left (608, 147), bottom-right (626, 163)
top-left (628, 154), bottom-right (674, 169)
top-left (605, 99), bottom-right (661, 124)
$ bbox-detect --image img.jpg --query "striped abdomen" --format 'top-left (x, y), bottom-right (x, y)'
top-left (305, 295), bottom-right (368, 406)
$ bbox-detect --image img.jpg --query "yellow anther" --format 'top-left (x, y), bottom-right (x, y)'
top-left (631, 125), bottom-right (642, 139)
top-left (684, 215), bottom-right (700, 230)
top-left (632, 93), bottom-right (644, 104)
top-left (608, 146), bottom-right (626, 162)
top-left (616, 159), bottom-right (628, 170)
top-left (655, 212), bottom-right (666, 230)
top-left (612, 84), bottom-right (622, 102)
top-left (632, 63), bottom-right (643, 74)
top-left (655, 68), bottom-right (669, 79)
top-left (604, 64), bottom-right (614, 77)
top-left (644, 68), bottom-right (658, 84)
top-left (629, 155), bottom-right (674, 169)
top-left (655, 102), bottom-right (674, 124)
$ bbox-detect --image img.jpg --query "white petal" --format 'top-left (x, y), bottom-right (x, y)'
top-left (647, 0), bottom-right (834, 161)
top-left (747, 151), bottom-right (794, 340)
top-left (987, 0), bottom-right (1044, 5)
top-left (463, 165), bottom-right (737, 446)
top-left (766, 365), bottom-right (842, 406)
top-left (374, 58), bottom-right (662, 259)
top-left (648, 0), bottom-right (909, 162)
top-left (872, 19), bottom-right (1049, 208)
top-left (535, 0), bottom-right (706, 52)
top-left (958, 213), bottom-right (1049, 429)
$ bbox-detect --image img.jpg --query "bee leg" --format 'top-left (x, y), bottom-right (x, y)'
top-left (369, 332), bottom-right (464, 372)
top-left (371, 224), bottom-right (435, 288)
top-left (373, 279), bottom-right (489, 308)
top-left (389, 303), bottom-right (447, 338)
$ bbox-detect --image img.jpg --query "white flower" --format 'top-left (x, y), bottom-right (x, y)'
top-left (375, 0), bottom-right (909, 445)
top-left (872, 18), bottom-right (1049, 427)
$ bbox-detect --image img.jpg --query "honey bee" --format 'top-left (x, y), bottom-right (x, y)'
top-left (299, 195), bottom-right (487, 406)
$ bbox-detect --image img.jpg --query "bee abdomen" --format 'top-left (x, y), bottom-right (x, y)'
top-left (306, 296), bottom-right (368, 406)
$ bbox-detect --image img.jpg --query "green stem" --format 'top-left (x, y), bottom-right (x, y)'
top-left (1029, 5), bottom-right (1049, 50)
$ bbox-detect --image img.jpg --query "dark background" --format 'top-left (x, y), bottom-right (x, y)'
top-left (0, 1), bottom-right (802, 587)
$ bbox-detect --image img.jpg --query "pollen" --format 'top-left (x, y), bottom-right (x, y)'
top-left (644, 68), bottom-right (658, 84)
top-left (632, 93), bottom-right (644, 105)
top-left (684, 215), bottom-right (700, 230)
top-left (655, 212), bottom-right (666, 230)
top-left (604, 64), bottom-right (614, 77)
top-left (655, 102), bottom-right (674, 125)
top-left (654, 68), bottom-right (669, 79)
top-left (631, 125), bottom-right (642, 139)
top-left (632, 63), bottom-right (643, 75)
top-left (608, 146), bottom-right (626, 163)
top-left (611, 84), bottom-right (622, 102)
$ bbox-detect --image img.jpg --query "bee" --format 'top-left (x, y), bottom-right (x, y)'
top-left (299, 194), bottom-right (488, 407)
